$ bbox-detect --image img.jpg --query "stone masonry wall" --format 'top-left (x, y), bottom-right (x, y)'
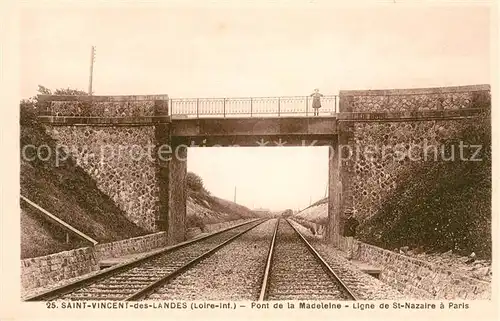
top-left (338, 236), bottom-right (490, 299)
top-left (166, 143), bottom-right (187, 244)
top-left (94, 232), bottom-right (167, 261)
top-left (338, 85), bottom-right (491, 223)
top-left (22, 232), bottom-right (168, 294)
top-left (21, 247), bottom-right (99, 291)
top-left (347, 119), bottom-right (471, 221)
top-left (39, 95), bottom-right (170, 233)
top-left (45, 125), bottom-right (160, 231)
top-left (22, 220), bottom-right (255, 294)
top-left (38, 95), bottom-right (169, 117)
top-left (341, 85), bottom-right (490, 112)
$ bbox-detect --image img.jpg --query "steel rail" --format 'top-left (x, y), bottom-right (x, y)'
top-left (286, 219), bottom-right (359, 301)
top-left (257, 219), bottom-right (279, 301)
top-left (124, 219), bottom-right (267, 300)
top-left (24, 219), bottom-right (262, 301)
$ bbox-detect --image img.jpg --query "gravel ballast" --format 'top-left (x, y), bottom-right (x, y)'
top-left (266, 220), bottom-right (353, 300)
top-left (145, 219), bottom-right (278, 300)
top-left (289, 220), bottom-right (405, 300)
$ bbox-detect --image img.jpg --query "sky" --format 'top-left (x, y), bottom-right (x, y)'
top-left (187, 146), bottom-right (330, 212)
top-left (19, 3), bottom-right (491, 211)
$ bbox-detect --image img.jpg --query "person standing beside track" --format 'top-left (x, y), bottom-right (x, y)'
top-left (343, 210), bottom-right (359, 260)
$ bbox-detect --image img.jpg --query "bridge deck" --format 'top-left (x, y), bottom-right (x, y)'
top-left (170, 116), bottom-right (338, 139)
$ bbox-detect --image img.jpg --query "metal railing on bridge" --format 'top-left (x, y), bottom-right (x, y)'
top-left (35, 94), bottom-right (339, 119)
top-left (169, 95), bottom-right (339, 118)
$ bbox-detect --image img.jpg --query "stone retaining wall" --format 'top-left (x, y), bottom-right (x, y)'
top-left (347, 119), bottom-right (474, 222)
top-left (21, 220), bottom-right (255, 292)
top-left (39, 95), bottom-right (171, 233)
top-left (21, 247), bottom-right (99, 291)
top-left (340, 84), bottom-right (490, 113)
top-left (21, 232), bottom-right (167, 292)
top-left (331, 85), bottom-right (491, 238)
top-left (38, 94), bottom-right (169, 117)
top-left (338, 236), bottom-right (491, 299)
top-left (45, 125), bottom-right (161, 232)
top-left (94, 232), bottom-right (167, 261)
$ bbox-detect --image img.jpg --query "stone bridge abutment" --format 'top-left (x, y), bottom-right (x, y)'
top-left (36, 84), bottom-right (490, 246)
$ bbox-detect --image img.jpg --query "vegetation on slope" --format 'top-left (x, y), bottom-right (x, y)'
top-left (20, 87), bottom-right (149, 258)
top-left (20, 206), bottom-right (89, 259)
top-left (357, 112), bottom-right (491, 258)
top-left (186, 172), bottom-right (258, 229)
top-left (294, 200), bottom-right (328, 225)
top-left (294, 112), bottom-right (491, 259)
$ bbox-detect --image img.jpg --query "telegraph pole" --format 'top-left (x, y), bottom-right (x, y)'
top-left (233, 186), bottom-right (237, 203)
top-left (88, 46), bottom-right (96, 95)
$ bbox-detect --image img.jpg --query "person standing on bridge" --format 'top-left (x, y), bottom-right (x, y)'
top-left (310, 88), bottom-right (324, 116)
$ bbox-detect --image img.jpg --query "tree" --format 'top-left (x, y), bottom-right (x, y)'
top-left (281, 209), bottom-right (293, 217)
top-left (35, 85), bottom-right (88, 96)
top-left (20, 85), bottom-right (88, 124)
top-left (53, 87), bottom-right (88, 96)
top-left (36, 85), bottom-right (52, 95)
top-left (20, 97), bottom-right (37, 124)
top-left (186, 172), bottom-right (207, 193)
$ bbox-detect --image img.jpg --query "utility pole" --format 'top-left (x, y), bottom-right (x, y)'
top-left (88, 46), bottom-right (96, 95)
top-left (233, 186), bottom-right (237, 203)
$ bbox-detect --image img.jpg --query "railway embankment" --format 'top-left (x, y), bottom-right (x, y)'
top-left (291, 214), bottom-right (491, 300)
top-left (20, 101), bottom-right (261, 295)
top-left (21, 219), bottom-right (258, 298)
top-left (20, 122), bottom-right (150, 259)
top-left (24, 219), bottom-right (407, 301)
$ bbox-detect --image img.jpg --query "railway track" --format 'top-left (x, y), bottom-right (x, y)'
top-left (259, 219), bottom-right (358, 301)
top-left (25, 218), bottom-right (361, 301)
top-left (24, 219), bottom-right (266, 301)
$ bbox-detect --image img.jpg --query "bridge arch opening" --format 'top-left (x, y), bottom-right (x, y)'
top-left (163, 129), bottom-right (343, 245)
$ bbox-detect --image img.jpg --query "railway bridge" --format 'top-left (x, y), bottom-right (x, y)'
top-left (37, 84), bottom-right (490, 246)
